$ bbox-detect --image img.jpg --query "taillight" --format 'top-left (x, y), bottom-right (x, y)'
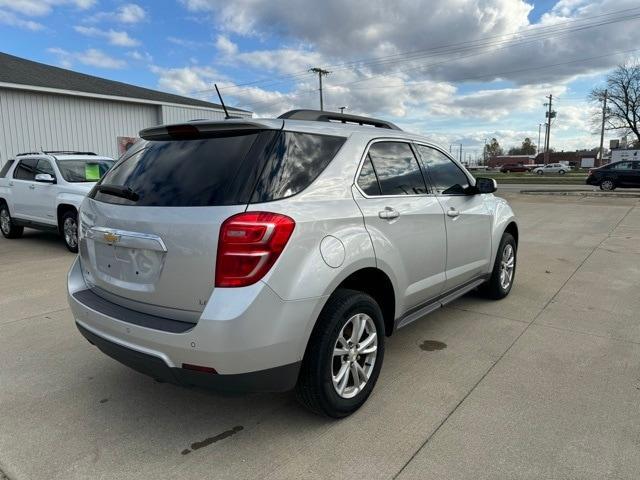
top-left (215, 212), bottom-right (295, 287)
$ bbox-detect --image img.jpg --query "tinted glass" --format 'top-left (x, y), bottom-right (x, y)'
top-left (612, 161), bottom-right (633, 170)
top-left (357, 155), bottom-right (381, 196)
top-left (0, 160), bottom-right (14, 178)
top-left (13, 158), bottom-right (38, 180)
top-left (367, 142), bottom-right (426, 195)
top-left (91, 131), bottom-right (270, 207)
top-left (56, 159), bottom-right (114, 182)
top-left (251, 131), bottom-right (345, 202)
top-left (415, 145), bottom-right (470, 194)
top-left (36, 159), bottom-right (55, 176)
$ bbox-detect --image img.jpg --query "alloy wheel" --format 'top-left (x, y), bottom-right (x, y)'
top-left (499, 244), bottom-right (515, 290)
top-left (601, 180), bottom-right (614, 191)
top-left (0, 208), bottom-right (10, 235)
top-left (332, 313), bottom-right (378, 399)
top-left (63, 217), bottom-right (78, 249)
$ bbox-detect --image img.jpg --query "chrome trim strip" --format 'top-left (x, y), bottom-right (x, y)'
top-left (87, 226), bottom-right (168, 252)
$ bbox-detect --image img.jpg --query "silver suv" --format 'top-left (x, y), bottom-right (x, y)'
top-left (67, 110), bottom-right (518, 417)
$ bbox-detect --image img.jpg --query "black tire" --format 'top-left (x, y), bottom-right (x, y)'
top-left (558, 169), bottom-right (566, 175)
top-left (61, 209), bottom-right (79, 253)
top-left (536, 170), bottom-right (543, 175)
top-left (0, 203), bottom-right (24, 239)
top-left (295, 289), bottom-right (385, 418)
top-left (480, 232), bottom-right (516, 300)
top-left (600, 178), bottom-right (616, 191)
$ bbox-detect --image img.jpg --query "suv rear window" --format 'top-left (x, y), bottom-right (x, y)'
top-left (0, 159), bottom-right (14, 178)
top-left (90, 130), bottom-right (345, 207)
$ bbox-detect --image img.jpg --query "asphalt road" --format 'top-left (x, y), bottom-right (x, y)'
top-left (1, 193), bottom-right (640, 479)
top-left (497, 183), bottom-right (640, 193)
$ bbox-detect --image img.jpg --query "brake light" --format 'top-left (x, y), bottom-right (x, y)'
top-left (215, 212), bottom-right (295, 287)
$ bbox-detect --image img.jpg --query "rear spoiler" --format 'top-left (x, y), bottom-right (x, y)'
top-left (140, 119), bottom-right (284, 141)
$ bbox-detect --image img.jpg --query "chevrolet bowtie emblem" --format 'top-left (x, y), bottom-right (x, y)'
top-left (103, 232), bottom-right (120, 244)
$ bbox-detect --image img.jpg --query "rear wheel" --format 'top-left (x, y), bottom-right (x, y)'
top-left (0, 203), bottom-right (23, 239)
top-left (295, 289), bottom-right (385, 418)
top-left (481, 232), bottom-right (516, 300)
top-left (61, 210), bottom-right (78, 253)
top-left (600, 179), bottom-right (616, 191)
top-left (558, 169), bottom-right (566, 175)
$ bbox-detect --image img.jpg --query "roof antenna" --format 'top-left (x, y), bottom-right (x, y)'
top-left (214, 83), bottom-right (231, 120)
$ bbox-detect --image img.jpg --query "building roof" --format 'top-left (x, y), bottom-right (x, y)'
top-left (0, 52), bottom-right (248, 112)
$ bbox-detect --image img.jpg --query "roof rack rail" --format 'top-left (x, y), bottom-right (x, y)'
top-left (16, 152), bottom-right (42, 157)
top-left (44, 150), bottom-right (97, 156)
top-left (278, 109), bottom-right (402, 131)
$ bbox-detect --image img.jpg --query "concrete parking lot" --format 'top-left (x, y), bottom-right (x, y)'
top-left (1, 193), bottom-right (639, 480)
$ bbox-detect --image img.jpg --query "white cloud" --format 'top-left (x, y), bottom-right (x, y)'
top-left (74, 25), bottom-right (140, 47)
top-left (0, 0), bottom-right (95, 16)
top-left (48, 47), bottom-right (127, 69)
top-left (84, 3), bottom-right (146, 24)
top-left (117, 3), bottom-right (145, 23)
top-left (215, 35), bottom-right (237, 56)
top-left (0, 9), bottom-right (43, 29)
top-left (127, 50), bottom-right (153, 62)
top-left (150, 65), bottom-right (223, 95)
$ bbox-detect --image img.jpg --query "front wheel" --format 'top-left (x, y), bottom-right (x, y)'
top-left (0, 203), bottom-right (24, 239)
top-left (536, 170), bottom-right (543, 175)
top-left (61, 210), bottom-right (79, 253)
top-left (295, 289), bottom-right (385, 418)
top-left (481, 232), bottom-right (516, 300)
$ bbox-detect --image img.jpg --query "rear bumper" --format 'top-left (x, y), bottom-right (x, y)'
top-left (68, 257), bottom-right (327, 392)
top-left (76, 322), bottom-right (300, 392)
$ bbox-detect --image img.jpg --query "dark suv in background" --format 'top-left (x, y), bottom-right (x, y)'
top-left (586, 161), bottom-right (640, 190)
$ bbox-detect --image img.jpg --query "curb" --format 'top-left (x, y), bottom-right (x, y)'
top-left (519, 190), bottom-right (640, 198)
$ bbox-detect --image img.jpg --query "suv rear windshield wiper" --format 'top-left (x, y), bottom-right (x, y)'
top-left (96, 184), bottom-right (140, 202)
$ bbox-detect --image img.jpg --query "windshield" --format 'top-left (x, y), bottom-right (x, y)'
top-left (56, 159), bottom-right (114, 183)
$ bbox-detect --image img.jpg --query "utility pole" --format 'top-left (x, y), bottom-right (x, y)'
top-left (537, 124), bottom-right (542, 155)
top-left (544, 95), bottom-right (556, 164)
top-left (598, 89), bottom-right (608, 165)
top-left (309, 67), bottom-right (330, 111)
top-left (459, 143), bottom-right (463, 163)
top-left (483, 138), bottom-right (488, 165)
top-left (339, 106), bottom-right (347, 114)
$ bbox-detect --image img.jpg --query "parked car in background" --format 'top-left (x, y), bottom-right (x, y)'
top-left (499, 164), bottom-right (529, 173)
top-left (532, 163), bottom-right (571, 175)
top-left (586, 160), bottom-right (640, 190)
top-left (0, 151), bottom-right (114, 251)
top-left (67, 109), bottom-right (519, 418)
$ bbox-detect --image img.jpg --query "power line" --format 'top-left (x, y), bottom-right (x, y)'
top-left (189, 6), bottom-right (640, 96)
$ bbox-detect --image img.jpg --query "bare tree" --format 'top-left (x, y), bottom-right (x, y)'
top-left (589, 63), bottom-right (640, 144)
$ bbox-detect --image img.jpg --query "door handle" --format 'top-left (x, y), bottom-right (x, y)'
top-left (446, 208), bottom-right (460, 218)
top-left (378, 207), bottom-right (400, 220)
top-left (29, 184), bottom-right (36, 190)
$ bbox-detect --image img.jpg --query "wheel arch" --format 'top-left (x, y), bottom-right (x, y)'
top-left (56, 203), bottom-right (77, 233)
top-left (331, 267), bottom-right (396, 337)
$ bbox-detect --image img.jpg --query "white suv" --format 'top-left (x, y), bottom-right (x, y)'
top-left (0, 151), bottom-right (114, 251)
top-left (67, 110), bottom-right (518, 417)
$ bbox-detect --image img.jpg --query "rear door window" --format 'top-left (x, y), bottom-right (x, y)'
top-left (0, 159), bottom-right (14, 178)
top-left (13, 158), bottom-right (38, 181)
top-left (365, 141), bottom-right (427, 196)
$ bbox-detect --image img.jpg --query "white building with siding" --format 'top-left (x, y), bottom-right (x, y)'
top-left (0, 52), bottom-right (252, 165)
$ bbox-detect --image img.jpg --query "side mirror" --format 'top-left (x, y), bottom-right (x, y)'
top-left (474, 177), bottom-right (497, 194)
top-left (35, 173), bottom-right (55, 183)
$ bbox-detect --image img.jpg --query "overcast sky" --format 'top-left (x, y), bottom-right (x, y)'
top-left (2, 0), bottom-right (639, 156)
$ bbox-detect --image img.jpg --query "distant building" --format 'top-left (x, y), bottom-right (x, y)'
top-left (488, 155), bottom-right (535, 168)
top-left (0, 52), bottom-right (251, 164)
top-left (533, 151), bottom-right (606, 168)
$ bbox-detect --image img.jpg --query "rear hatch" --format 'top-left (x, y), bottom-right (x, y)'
top-left (79, 122), bottom-right (281, 322)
